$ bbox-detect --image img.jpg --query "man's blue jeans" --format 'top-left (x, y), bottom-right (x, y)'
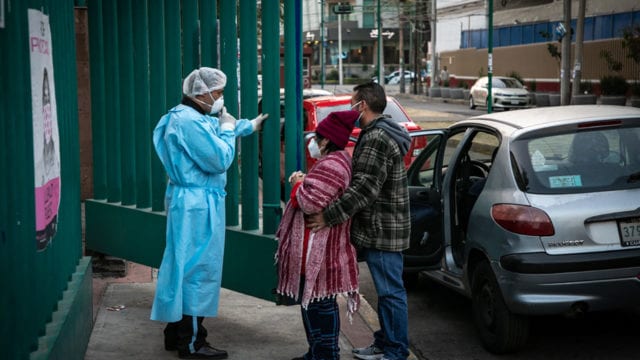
top-left (364, 248), bottom-right (409, 360)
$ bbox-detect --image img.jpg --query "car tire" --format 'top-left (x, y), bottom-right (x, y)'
top-left (471, 260), bottom-right (529, 354)
top-left (469, 96), bottom-right (476, 109)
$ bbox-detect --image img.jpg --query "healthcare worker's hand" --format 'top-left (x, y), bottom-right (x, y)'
top-left (250, 113), bottom-right (269, 131)
top-left (219, 107), bottom-right (236, 131)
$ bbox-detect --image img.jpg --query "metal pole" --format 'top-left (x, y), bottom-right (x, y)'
top-left (132, 0), bottom-right (151, 209)
top-left (320, 0), bottom-right (325, 88)
top-left (399, 3), bottom-right (405, 94)
top-left (220, 0), bottom-right (239, 225)
top-left (378, 0), bottom-right (384, 88)
top-left (429, 0), bottom-right (437, 89)
top-left (262, 0), bottom-right (281, 233)
top-left (572, 0), bottom-right (586, 99)
top-left (338, 13), bottom-right (343, 85)
top-left (88, 0), bottom-right (107, 200)
top-left (561, 0), bottom-right (572, 105)
top-left (487, 0), bottom-right (493, 113)
top-left (284, 0), bottom-right (303, 196)
top-left (240, 0), bottom-right (259, 230)
top-left (148, 0), bottom-right (167, 211)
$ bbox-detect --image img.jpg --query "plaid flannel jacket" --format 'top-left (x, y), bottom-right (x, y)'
top-left (323, 118), bottom-right (411, 252)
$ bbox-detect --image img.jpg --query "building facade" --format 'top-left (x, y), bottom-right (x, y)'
top-left (303, 0), bottom-right (639, 93)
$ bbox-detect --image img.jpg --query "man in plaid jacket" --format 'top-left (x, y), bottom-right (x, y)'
top-left (308, 81), bottom-right (411, 360)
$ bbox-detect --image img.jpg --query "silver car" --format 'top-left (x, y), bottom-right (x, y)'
top-left (406, 105), bottom-right (640, 354)
top-left (469, 76), bottom-right (531, 110)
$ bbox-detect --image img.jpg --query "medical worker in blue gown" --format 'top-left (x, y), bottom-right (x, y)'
top-left (151, 67), bottom-right (268, 360)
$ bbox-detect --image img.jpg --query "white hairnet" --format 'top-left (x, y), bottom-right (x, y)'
top-left (182, 67), bottom-right (227, 97)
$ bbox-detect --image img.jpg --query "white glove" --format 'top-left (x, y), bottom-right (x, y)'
top-left (250, 113), bottom-right (269, 131)
top-left (219, 107), bottom-right (237, 131)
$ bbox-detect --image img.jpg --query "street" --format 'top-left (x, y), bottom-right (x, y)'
top-left (353, 96), bottom-right (640, 360)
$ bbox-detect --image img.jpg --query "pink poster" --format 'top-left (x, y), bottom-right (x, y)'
top-left (29, 9), bottom-right (61, 251)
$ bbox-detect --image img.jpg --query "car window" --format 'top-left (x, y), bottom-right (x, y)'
top-left (316, 104), bottom-right (351, 124)
top-left (443, 131), bottom-right (466, 168)
top-left (416, 135), bottom-right (442, 187)
top-left (467, 131), bottom-right (500, 165)
top-left (512, 126), bottom-right (640, 194)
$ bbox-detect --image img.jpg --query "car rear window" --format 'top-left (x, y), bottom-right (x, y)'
top-left (316, 99), bottom-right (410, 125)
top-left (512, 125), bottom-right (640, 194)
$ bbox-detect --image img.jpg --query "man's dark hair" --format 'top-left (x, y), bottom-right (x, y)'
top-left (353, 81), bottom-right (387, 113)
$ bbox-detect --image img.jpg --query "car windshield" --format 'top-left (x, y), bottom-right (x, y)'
top-left (315, 99), bottom-right (409, 125)
top-left (493, 78), bottom-right (523, 89)
top-left (511, 125), bottom-right (640, 194)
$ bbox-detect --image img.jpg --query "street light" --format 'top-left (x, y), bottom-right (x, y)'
top-left (333, 3), bottom-right (353, 86)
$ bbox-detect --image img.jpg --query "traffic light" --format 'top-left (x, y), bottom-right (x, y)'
top-left (332, 3), bottom-right (353, 14)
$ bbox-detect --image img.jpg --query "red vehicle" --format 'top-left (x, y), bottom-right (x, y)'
top-left (300, 94), bottom-right (426, 169)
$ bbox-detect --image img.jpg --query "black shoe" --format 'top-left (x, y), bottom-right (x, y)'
top-left (178, 344), bottom-right (228, 359)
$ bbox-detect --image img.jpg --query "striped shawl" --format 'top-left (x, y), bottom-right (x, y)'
top-left (275, 150), bottom-right (359, 310)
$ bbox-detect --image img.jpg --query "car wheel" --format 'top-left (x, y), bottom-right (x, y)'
top-left (471, 260), bottom-right (529, 354)
top-left (469, 96), bottom-right (476, 109)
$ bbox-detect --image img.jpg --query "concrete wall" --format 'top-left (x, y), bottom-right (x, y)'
top-left (440, 38), bottom-right (639, 93)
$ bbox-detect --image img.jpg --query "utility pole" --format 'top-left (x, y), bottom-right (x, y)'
top-left (429, 0), bottom-right (437, 89)
top-left (378, 0), bottom-right (384, 89)
top-left (572, 0), bottom-right (586, 99)
top-left (399, 3), bottom-right (405, 93)
top-left (320, 0), bottom-right (325, 88)
top-left (338, 12), bottom-right (343, 85)
top-left (487, 0), bottom-right (493, 113)
top-left (561, 0), bottom-right (571, 105)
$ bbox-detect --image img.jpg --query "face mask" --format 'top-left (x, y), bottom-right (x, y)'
top-left (351, 101), bottom-right (363, 128)
top-left (209, 93), bottom-right (224, 115)
top-left (307, 138), bottom-right (322, 159)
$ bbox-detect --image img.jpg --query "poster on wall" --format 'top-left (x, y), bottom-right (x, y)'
top-left (29, 9), bottom-right (61, 251)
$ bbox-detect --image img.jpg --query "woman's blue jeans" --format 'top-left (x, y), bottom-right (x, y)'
top-left (364, 248), bottom-right (409, 360)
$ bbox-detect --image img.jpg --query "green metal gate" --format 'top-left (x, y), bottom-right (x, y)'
top-left (84, 0), bottom-right (305, 301)
top-left (0, 0), bottom-right (305, 358)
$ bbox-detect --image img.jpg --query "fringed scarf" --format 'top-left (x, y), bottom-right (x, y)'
top-left (275, 150), bottom-right (360, 314)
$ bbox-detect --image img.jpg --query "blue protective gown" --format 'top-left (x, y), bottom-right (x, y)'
top-left (150, 104), bottom-right (253, 322)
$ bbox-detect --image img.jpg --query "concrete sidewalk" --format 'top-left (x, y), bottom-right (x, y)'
top-left (85, 261), bottom-right (393, 360)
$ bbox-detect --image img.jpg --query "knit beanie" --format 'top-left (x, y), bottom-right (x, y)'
top-left (316, 110), bottom-right (360, 149)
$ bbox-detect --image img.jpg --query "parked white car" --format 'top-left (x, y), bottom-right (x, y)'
top-left (387, 70), bottom-right (416, 84)
top-left (469, 76), bottom-right (531, 110)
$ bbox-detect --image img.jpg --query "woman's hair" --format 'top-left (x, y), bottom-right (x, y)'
top-left (315, 132), bottom-right (341, 154)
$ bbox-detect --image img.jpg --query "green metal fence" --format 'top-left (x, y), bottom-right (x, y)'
top-left (0, 1), bottom-right (91, 359)
top-left (85, 0), bottom-right (301, 300)
top-left (0, 0), bottom-right (304, 357)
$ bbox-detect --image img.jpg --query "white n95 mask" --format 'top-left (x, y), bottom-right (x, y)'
top-left (209, 94), bottom-right (224, 115)
top-left (307, 138), bottom-right (322, 159)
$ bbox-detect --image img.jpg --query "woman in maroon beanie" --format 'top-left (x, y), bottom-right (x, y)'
top-left (276, 110), bottom-right (361, 360)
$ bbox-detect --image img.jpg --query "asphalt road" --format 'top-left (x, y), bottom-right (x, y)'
top-left (358, 266), bottom-right (640, 360)
top-left (356, 97), bottom-right (640, 360)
